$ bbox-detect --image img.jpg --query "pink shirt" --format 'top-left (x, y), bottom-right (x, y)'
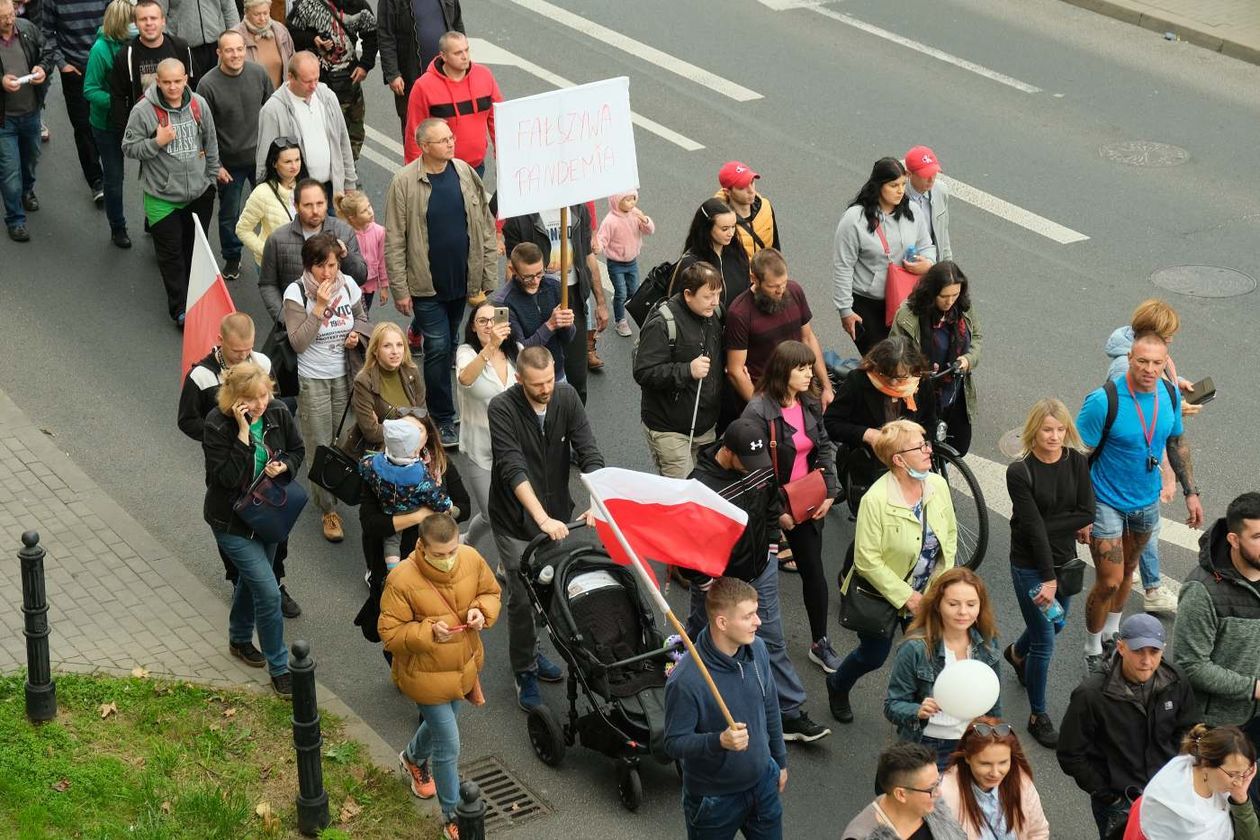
top-left (781, 402), bottom-right (813, 481)
top-left (355, 222), bottom-right (387, 294)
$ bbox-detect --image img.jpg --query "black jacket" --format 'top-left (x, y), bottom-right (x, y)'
top-left (676, 246), bottom-right (749, 310)
top-left (106, 35), bottom-right (194, 130)
top-left (823, 369), bottom-right (936, 450)
top-left (1057, 657), bottom-right (1198, 801)
top-left (487, 382), bottom-right (603, 542)
top-left (0, 19), bottom-right (53, 126)
top-left (501, 204), bottom-right (595, 302)
top-left (377, 0), bottom-right (461, 88)
top-left (687, 443), bottom-right (779, 583)
top-left (178, 348), bottom-right (274, 441)
top-left (201, 399), bottom-right (305, 535)
top-left (741, 394), bottom-right (840, 499)
top-left (633, 294), bottom-right (723, 435)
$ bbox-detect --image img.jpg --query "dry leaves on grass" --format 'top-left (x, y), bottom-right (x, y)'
top-left (255, 801), bottom-right (280, 831)
top-left (99, 702), bottom-right (118, 719)
top-left (223, 707), bottom-right (237, 719)
top-left (160, 801), bottom-right (171, 814)
top-left (51, 778), bottom-right (71, 793)
top-left (338, 796), bottom-right (362, 823)
top-left (130, 667), bottom-right (149, 679)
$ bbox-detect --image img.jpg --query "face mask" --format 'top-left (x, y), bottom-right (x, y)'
top-left (127, 22), bottom-right (138, 36)
top-left (423, 549), bottom-right (458, 573)
top-left (906, 465), bottom-right (932, 481)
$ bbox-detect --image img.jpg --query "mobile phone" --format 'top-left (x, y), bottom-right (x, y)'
top-left (493, 306), bottom-right (509, 326)
top-left (1186, 376), bottom-right (1216, 406)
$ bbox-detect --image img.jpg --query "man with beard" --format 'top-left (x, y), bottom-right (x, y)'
top-left (724, 248), bottom-right (833, 415)
top-left (1174, 491), bottom-right (1260, 805)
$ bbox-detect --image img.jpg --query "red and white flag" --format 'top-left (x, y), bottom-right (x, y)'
top-left (583, 467), bottom-right (748, 580)
top-left (181, 213), bottom-right (236, 379)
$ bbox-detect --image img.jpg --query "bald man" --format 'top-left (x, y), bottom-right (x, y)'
top-left (255, 50), bottom-right (357, 201)
top-left (121, 57), bottom-right (219, 326)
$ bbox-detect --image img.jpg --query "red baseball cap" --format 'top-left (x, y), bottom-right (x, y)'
top-left (718, 161), bottom-right (759, 189)
top-left (905, 146), bottom-right (942, 178)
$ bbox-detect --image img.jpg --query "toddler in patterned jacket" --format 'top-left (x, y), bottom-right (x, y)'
top-left (359, 418), bottom-right (451, 570)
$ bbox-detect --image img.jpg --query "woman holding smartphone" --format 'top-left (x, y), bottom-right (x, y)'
top-left (201, 361), bottom-right (305, 697)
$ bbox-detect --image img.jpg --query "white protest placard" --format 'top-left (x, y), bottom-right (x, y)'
top-left (493, 77), bottom-right (639, 219)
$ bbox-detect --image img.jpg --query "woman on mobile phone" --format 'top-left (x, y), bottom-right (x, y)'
top-left (201, 361), bottom-right (305, 697)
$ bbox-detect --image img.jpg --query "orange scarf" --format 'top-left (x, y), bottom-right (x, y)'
top-left (867, 372), bottom-right (920, 411)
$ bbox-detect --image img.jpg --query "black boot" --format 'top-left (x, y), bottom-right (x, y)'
top-left (828, 683), bottom-right (853, 724)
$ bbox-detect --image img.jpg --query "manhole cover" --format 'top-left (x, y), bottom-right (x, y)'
top-left (460, 755), bottom-right (550, 831)
top-left (998, 429), bottom-right (1024, 460)
top-left (1151, 265), bottom-right (1256, 298)
top-left (1099, 140), bottom-right (1190, 167)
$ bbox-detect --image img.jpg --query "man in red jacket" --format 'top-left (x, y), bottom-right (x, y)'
top-left (402, 30), bottom-right (500, 175)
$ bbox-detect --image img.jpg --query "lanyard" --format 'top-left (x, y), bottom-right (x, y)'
top-left (1125, 372), bottom-right (1159, 454)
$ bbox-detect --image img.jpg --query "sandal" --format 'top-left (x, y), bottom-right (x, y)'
top-left (778, 558), bottom-right (799, 574)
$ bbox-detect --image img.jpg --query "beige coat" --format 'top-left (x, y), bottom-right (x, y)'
top-left (384, 157), bottom-right (498, 302)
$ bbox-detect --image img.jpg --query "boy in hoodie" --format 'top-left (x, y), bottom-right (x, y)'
top-left (121, 57), bottom-right (218, 326)
top-left (358, 417), bottom-right (452, 571)
top-left (596, 189), bottom-right (655, 337)
top-left (1174, 492), bottom-right (1260, 803)
top-left (664, 576), bottom-right (787, 840)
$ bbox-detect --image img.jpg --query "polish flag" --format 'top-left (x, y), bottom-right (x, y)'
top-left (181, 213), bottom-right (236, 378)
top-left (582, 467), bottom-right (749, 580)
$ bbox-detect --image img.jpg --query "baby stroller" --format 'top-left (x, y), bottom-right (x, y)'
top-left (519, 521), bottom-right (678, 811)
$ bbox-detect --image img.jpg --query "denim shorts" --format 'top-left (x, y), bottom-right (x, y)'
top-left (1093, 499), bottom-right (1160, 540)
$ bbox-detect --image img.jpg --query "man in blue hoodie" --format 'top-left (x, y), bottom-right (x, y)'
top-left (664, 576), bottom-right (787, 840)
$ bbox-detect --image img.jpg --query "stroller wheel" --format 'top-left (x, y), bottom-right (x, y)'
top-left (616, 762), bottom-right (643, 812)
top-left (527, 705), bottom-right (566, 767)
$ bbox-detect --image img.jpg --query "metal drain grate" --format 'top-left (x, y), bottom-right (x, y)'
top-left (460, 755), bottom-right (551, 831)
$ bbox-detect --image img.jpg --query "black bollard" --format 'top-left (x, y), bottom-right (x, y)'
top-left (289, 640), bottom-right (329, 836)
top-left (19, 531), bottom-right (56, 722)
top-left (455, 780), bottom-right (487, 840)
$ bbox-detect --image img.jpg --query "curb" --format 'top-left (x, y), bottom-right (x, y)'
top-left (1060, 0), bottom-right (1260, 66)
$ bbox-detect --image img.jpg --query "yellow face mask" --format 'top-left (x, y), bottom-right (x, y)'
top-left (423, 546), bottom-right (459, 573)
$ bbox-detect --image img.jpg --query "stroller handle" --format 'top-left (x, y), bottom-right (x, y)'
top-left (520, 519), bottom-right (588, 574)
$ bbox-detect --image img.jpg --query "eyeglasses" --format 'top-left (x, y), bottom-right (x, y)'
top-left (900, 779), bottom-right (942, 796)
top-left (1216, 764), bottom-right (1255, 784)
top-left (515, 270), bottom-right (545, 282)
top-left (896, 441), bottom-right (932, 455)
top-left (474, 317), bottom-right (495, 326)
top-left (394, 407), bottom-right (429, 419)
top-left (972, 723), bottom-right (1014, 738)
top-left (422, 136), bottom-right (456, 146)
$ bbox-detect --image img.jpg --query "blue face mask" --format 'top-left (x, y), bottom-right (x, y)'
top-left (906, 465), bottom-right (932, 481)
top-left (127, 22), bottom-right (138, 36)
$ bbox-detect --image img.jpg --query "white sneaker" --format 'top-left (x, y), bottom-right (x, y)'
top-left (1144, 585), bottom-right (1179, 614)
top-left (615, 319), bottom-right (632, 337)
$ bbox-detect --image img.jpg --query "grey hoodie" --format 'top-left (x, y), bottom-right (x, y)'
top-left (157, 0), bottom-right (239, 49)
top-left (1104, 325), bottom-right (1134, 382)
top-left (121, 83), bottom-right (219, 204)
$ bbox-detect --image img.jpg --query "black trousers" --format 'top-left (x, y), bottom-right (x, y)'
top-left (783, 518), bottom-right (828, 642)
top-left (188, 43), bottom-right (219, 87)
top-left (57, 69), bottom-right (101, 190)
top-left (149, 187), bottom-right (215, 319)
top-left (562, 284), bottom-right (588, 403)
top-left (852, 293), bottom-right (890, 356)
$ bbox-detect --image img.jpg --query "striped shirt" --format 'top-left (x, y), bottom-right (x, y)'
top-left (41, 0), bottom-right (109, 68)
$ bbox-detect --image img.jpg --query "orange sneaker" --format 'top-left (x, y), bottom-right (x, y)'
top-left (398, 751), bottom-right (435, 799)
top-left (443, 820), bottom-right (459, 840)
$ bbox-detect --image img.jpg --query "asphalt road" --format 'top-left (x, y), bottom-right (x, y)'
top-left (4, 0), bottom-right (1260, 836)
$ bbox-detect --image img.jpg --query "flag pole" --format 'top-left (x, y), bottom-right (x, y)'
top-left (559, 206), bottom-right (569, 309)
top-left (581, 476), bottom-right (736, 729)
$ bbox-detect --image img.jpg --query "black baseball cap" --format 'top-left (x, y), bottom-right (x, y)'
top-left (723, 419), bottom-right (772, 471)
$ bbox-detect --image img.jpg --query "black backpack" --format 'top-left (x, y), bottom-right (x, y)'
top-left (1088, 377), bottom-right (1179, 465)
top-left (625, 259), bottom-right (680, 328)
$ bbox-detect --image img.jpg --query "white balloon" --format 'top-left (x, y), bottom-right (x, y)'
top-left (933, 659), bottom-right (1000, 721)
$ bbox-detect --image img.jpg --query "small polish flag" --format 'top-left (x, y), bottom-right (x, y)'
top-left (584, 467), bottom-right (749, 580)
top-left (181, 213), bottom-right (236, 379)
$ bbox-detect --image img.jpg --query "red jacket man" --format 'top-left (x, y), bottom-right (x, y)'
top-left (402, 31), bottom-right (501, 169)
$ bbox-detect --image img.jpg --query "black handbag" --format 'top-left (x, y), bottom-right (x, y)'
top-left (308, 397), bottom-right (362, 505)
top-left (837, 539), bottom-right (917, 640)
top-left (262, 319), bottom-right (299, 398)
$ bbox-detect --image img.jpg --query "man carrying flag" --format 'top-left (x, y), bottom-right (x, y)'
top-left (687, 419), bottom-right (830, 744)
top-left (664, 576), bottom-right (787, 840)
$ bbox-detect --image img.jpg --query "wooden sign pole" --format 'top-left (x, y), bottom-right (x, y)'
top-left (558, 206), bottom-right (570, 309)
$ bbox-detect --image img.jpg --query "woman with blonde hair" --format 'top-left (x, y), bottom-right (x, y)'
top-left (200, 361), bottom-right (305, 696)
top-left (1003, 398), bottom-right (1095, 748)
top-left (827, 418), bottom-right (956, 724)
top-left (83, 0), bottom-right (137, 247)
top-left (344, 321), bottom-right (425, 456)
top-left (940, 717), bottom-right (1050, 840)
top-left (885, 568), bottom-right (1001, 768)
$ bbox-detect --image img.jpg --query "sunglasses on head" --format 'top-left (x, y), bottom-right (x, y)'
top-left (971, 723), bottom-right (1013, 738)
top-left (271, 136), bottom-right (300, 151)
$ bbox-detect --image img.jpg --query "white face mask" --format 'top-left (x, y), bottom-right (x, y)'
top-left (906, 465), bottom-right (932, 481)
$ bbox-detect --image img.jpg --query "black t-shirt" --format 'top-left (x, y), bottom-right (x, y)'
top-left (909, 822), bottom-right (933, 840)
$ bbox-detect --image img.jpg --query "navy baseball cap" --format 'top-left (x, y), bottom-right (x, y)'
top-left (1119, 614), bottom-right (1166, 650)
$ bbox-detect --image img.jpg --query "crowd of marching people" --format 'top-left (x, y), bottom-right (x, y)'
top-left (9, 1), bottom-right (1260, 838)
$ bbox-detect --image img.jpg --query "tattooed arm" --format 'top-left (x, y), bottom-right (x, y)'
top-left (1166, 434), bottom-right (1204, 527)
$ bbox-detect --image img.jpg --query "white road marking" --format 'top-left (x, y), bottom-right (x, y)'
top-left (942, 175), bottom-right (1091, 245)
top-left (358, 143), bottom-right (400, 173)
top-left (500, 0), bottom-right (762, 102)
top-left (963, 453), bottom-right (1189, 593)
top-left (469, 38), bottom-right (704, 152)
top-left (364, 125), bottom-right (403, 158)
top-left (755, 0), bottom-right (1042, 95)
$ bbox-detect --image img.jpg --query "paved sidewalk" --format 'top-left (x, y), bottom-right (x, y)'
top-left (0, 385), bottom-right (395, 766)
top-left (1063, 0), bottom-right (1260, 64)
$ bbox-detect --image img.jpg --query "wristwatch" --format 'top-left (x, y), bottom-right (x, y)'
top-left (1184, 486), bottom-right (1201, 498)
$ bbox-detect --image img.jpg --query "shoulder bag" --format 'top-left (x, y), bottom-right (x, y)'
top-left (877, 222), bottom-right (920, 327)
top-left (233, 444), bottom-right (309, 543)
top-left (768, 418), bottom-right (827, 523)
top-left (308, 397), bottom-right (363, 505)
top-left (837, 509), bottom-right (925, 640)
top-left (262, 283), bottom-right (304, 398)
top-left (418, 568), bottom-right (486, 707)
top-left (1019, 459), bottom-right (1087, 597)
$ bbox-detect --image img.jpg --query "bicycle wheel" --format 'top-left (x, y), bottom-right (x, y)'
top-left (934, 449), bottom-right (989, 570)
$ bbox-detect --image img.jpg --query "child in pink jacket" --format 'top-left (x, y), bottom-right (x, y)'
top-left (336, 191), bottom-right (388, 313)
top-left (596, 190), bottom-right (655, 336)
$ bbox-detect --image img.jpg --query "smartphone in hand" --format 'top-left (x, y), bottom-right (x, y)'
top-left (1186, 377), bottom-right (1216, 406)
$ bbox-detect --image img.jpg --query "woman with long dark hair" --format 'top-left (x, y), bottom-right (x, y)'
top-left (890, 260), bottom-right (982, 455)
top-left (940, 717), bottom-right (1050, 840)
top-left (741, 340), bottom-right (840, 672)
top-left (237, 137), bottom-right (308, 267)
top-left (832, 157), bottom-right (935, 353)
top-left (674, 197), bottom-right (749, 308)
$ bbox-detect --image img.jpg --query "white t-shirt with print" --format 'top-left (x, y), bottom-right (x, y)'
top-left (283, 279), bottom-right (362, 380)
top-left (540, 207), bottom-right (577, 287)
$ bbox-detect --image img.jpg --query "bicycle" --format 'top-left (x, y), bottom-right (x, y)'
top-left (824, 352), bottom-right (989, 570)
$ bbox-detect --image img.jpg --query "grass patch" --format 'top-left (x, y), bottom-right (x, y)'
top-left (0, 671), bottom-right (440, 839)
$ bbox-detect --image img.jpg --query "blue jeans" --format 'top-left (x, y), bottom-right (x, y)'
top-left (1011, 564), bottom-right (1073, 715)
top-left (406, 699), bottom-right (462, 819)
top-left (216, 165), bottom-right (255, 262)
top-left (605, 257), bottom-right (640, 323)
top-left (1093, 498), bottom-right (1161, 589)
top-left (214, 531), bottom-right (288, 676)
top-left (0, 111), bottom-right (41, 228)
top-left (682, 759), bottom-right (782, 840)
top-left (410, 296), bottom-right (466, 424)
top-left (1138, 516), bottom-right (1162, 590)
top-left (686, 557), bottom-right (806, 717)
top-left (90, 125), bottom-right (126, 233)
top-left (826, 631), bottom-right (894, 696)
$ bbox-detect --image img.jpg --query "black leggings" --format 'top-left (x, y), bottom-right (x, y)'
top-left (942, 393), bottom-right (972, 456)
top-left (784, 518), bottom-right (828, 642)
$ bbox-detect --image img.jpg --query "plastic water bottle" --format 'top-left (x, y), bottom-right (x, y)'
top-left (904, 244), bottom-right (918, 262)
top-left (1030, 586), bottom-right (1066, 632)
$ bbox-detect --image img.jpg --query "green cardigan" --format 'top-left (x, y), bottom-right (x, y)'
top-left (83, 29), bottom-right (125, 132)
top-left (888, 301), bottom-right (983, 424)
